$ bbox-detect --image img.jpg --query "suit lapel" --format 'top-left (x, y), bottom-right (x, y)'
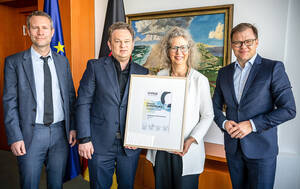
top-left (52, 52), bottom-right (65, 103)
top-left (240, 55), bottom-right (262, 102)
top-left (103, 57), bottom-right (120, 102)
top-left (22, 49), bottom-right (37, 102)
top-left (227, 63), bottom-right (239, 105)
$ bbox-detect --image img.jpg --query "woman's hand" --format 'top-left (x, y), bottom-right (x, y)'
top-left (175, 137), bottom-right (196, 157)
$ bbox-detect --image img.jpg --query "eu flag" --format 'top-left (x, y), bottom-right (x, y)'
top-left (43, 0), bottom-right (81, 181)
top-left (44, 0), bottom-right (66, 56)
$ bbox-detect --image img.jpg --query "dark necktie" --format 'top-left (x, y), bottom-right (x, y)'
top-left (40, 56), bottom-right (53, 125)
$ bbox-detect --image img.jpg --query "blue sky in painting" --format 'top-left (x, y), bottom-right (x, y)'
top-left (132, 13), bottom-right (225, 47)
top-left (189, 13), bottom-right (224, 46)
top-left (132, 22), bottom-right (144, 40)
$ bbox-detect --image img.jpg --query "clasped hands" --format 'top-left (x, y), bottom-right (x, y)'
top-left (225, 120), bottom-right (253, 139)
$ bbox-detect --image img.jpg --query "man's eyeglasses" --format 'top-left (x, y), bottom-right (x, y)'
top-left (169, 45), bottom-right (189, 53)
top-left (232, 39), bottom-right (257, 48)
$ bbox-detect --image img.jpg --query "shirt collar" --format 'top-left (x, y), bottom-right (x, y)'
top-left (111, 56), bottom-right (130, 72)
top-left (235, 53), bottom-right (257, 69)
top-left (31, 46), bottom-right (53, 62)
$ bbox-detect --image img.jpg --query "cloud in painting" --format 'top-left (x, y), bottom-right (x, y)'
top-left (134, 17), bottom-right (193, 43)
top-left (208, 22), bottom-right (224, 40)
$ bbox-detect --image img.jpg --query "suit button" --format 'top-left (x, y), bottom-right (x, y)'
top-left (32, 124), bottom-right (35, 127)
top-left (115, 121), bottom-right (119, 125)
top-left (33, 108), bottom-right (36, 112)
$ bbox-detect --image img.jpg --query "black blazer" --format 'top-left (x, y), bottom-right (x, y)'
top-left (76, 56), bottom-right (149, 156)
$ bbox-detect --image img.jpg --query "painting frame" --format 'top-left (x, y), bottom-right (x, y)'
top-left (124, 74), bottom-right (188, 152)
top-left (126, 4), bottom-right (233, 93)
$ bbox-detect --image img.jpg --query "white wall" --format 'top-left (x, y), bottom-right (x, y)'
top-left (95, 0), bottom-right (108, 57)
top-left (95, 0), bottom-right (300, 188)
top-left (275, 0), bottom-right (300, 188)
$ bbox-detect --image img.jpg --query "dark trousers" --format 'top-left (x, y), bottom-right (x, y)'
top-left (154, 151), bottom-right (199, 189)
top-left (88, 138), bottom-right (140, 189)
top-left (17, 121), bottom-right (69, 189)
top-left (226, 143), bottom-right (277, 189)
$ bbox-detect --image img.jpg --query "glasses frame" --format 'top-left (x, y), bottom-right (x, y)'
top-left (169, 45), bottom-right (190, 53)
top-left (231, 38), bottom-right (257, 48)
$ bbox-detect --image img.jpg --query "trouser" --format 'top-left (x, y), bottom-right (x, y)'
top-left (88, 138), bottom-right (140, 189)
top-left (17, 121), bottom-right (69, 189)
top-left (154, 151), bottom-right (199, 189)
top-left (226, 143), bottom-right (277, 189)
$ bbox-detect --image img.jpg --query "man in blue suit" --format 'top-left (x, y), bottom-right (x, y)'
top-left (76, 22), bottom-right (148, 189)
top-left (213, 23), bottom-right (296, 189)
top-left (2, 11), bottom-right (76, 189)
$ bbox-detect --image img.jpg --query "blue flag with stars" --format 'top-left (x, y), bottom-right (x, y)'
top-left (44, 0), bottom-right (81, 182)
top-left (44, 0), bottom-right (65, 56)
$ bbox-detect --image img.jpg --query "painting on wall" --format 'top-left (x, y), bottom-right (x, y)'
top-left (126, 4), bottom-right (233, 93)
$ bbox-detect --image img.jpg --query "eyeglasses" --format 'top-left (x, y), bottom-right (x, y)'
top-left (232, 39), bottom-right (257, 48)
top-left (169, 45), bottom-right (189, 53)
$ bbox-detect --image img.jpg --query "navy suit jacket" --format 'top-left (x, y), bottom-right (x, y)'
top-left (76, 56), bottom-right (149, 156)
top-left (3, 49), bottom-right (76, 148)
top-left (213, 54), bottom-right (296, 159)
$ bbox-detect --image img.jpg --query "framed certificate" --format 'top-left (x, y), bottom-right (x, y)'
top-left (124, 74), bottom-right (188, 152)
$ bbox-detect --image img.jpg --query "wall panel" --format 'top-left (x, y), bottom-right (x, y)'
top-left (0, 4), bottom-right (36, 150)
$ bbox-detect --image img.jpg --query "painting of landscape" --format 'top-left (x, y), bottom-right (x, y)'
top-left (127, 5), bottom-right (233, 94)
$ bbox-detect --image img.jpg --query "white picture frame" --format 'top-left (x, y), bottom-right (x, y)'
top-left (124, 74), bottom-right (188, 152)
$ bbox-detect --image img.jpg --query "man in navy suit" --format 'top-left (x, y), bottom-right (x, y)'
top-left (213, 23), bottom-right (296, 189)
top-left (2, 11), bottom-right (76, 189)
top-left (76, 22), bottom-right (148, 189)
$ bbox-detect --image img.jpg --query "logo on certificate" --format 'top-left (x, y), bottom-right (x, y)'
top-left (142, 91), bottom-right (172, 133)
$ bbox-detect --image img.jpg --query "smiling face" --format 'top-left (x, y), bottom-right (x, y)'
top-left (28, 15), bottom-right (54, 51)
top-left (168, 36), bottom-right (189, 67)
top-left (107, 29), bottom-right (134, 64)
top-left (231, 28), bottom-right (258, 66)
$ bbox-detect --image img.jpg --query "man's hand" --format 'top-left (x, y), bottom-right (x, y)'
top-left (231, 120), bottom-right (253, 139)
top-left (124, 146), bottom-right (137, 150)
top-left (226, 120), bottom-right (252, 139)
top-left (69, 130), bottom-right (77, 147)
top-left (78, 142), bottom-right (94, 159)
top-left (225, 120), bottom-right (239, 135)
top-left (11, 140), bottom-right (26, 156)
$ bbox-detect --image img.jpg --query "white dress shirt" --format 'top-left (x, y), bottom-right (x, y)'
top-left (31, 47), bottom-right (64, 124)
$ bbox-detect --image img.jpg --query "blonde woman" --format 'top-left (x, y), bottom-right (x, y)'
top-left (146, 27), bottom-right (214, 189)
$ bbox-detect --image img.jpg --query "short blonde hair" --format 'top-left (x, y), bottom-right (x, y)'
top-left (27, 11), bottom-right (53, 29)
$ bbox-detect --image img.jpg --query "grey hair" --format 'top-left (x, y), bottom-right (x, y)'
top-left (27, 11), bottom-right (54, 29)
top-left (159, 27), bottom-right (199, 69)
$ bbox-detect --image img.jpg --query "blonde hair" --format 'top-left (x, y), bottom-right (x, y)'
top-left (27, 11), bottom-right (53, 29)
top-left (159, 27), bottom-right (199, 69)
